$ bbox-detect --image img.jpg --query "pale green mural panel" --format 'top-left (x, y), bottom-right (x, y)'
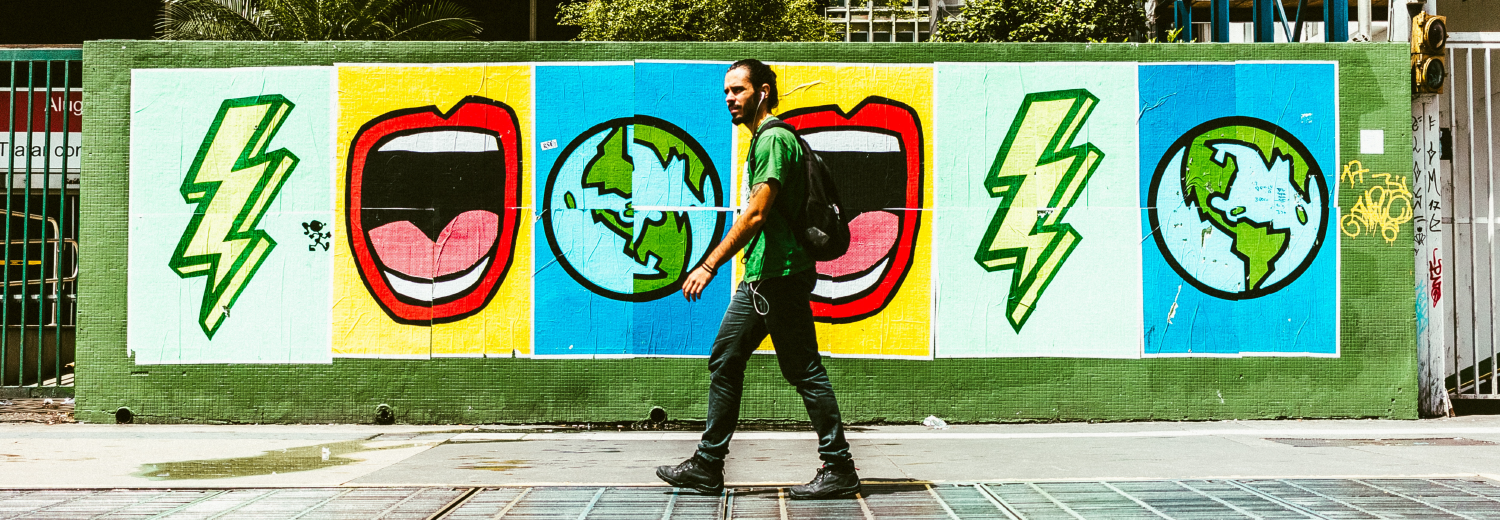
top-left (934, 62), bottom-right (1143, 358)
top-left (126, 67), bottom-right (334, 364)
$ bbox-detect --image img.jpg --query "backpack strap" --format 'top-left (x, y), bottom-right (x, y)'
top-left (742, 119), bottom-right (798, 265)
top-left (748, 119), bottom-right (797, 172)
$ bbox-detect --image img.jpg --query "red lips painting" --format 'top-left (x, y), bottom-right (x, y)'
top-left (781, 97), bottom-right (924, 323)
top-left (346, 96), bottom-right (522, 325)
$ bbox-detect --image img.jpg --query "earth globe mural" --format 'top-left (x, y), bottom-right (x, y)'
top-left (542, 116), bottom-right (726, 302)
top-left (1148, 117), bottom-right (1330, 300)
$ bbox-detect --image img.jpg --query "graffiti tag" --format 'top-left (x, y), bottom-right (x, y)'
top-left (1429, 248), bottom-right (1442, 304)
top-left (302, 220), bottom-right (332, 251)
top-left (1339, 160), bottom-right (1412, 244)
top-left (974, 89), bottom-right (1103, 332)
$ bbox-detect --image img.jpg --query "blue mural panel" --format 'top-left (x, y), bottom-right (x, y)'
top-left (1139, 63), bottom-right (1338, 356)
top-left (533, 62), bottom-right (732, 357)
top-left (629, 61), bottom-right (734, 356)
top-left (534, 63), bottom-right (635, 356)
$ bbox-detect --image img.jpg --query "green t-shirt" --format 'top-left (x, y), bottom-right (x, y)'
top-left (743, 116), bottom-right (812, 282)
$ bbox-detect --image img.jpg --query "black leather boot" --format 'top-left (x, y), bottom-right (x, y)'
top-left (788, 462), bottom-right (861, 499)
top-left (655, 455), bottom-right (724, 494)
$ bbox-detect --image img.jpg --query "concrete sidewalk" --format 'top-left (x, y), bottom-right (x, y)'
top-left (3, 416), bottom-right (1500, 488)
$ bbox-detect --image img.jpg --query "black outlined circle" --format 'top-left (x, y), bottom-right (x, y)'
top-left (541, 116), bottom-right (727, 302)
top-left (1146, 116), bottom-right (1330, 301)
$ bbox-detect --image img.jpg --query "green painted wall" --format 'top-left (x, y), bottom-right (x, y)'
top-left (79, 41), bottom-right (1415, 424)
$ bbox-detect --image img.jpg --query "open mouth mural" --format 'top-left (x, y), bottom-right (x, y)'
top-left (346, 96), bottom-right (522, 325)
top-left (781, 97), bottom-right (923, 323)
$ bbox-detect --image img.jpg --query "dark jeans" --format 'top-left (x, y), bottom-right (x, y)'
top-left (695, 269), bottom-right (853, 467)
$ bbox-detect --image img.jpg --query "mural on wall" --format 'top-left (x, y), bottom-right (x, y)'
top-left (532, 62), bottom-right (733, 357)
top-left (125, 60), bottom-right (1344, 364)
top-left (782, 97), bottom-right (923, 324)
top-left (128, 67), bottom-right (333, 364)
top-left (972, 89), bottom-right (1104, 333)
top-left (935, 62), bottom-right (1142, 358)
top-left (747, 64), bottom-right (935, 359)
top-left (346, 96), bottom-right (523, 325)
top-left (1138, 63), bottom-right (1338, 357)
top-left (332, 64), bottom-right (534, 359)
top-left (168, 95), bottom-right (300, 339)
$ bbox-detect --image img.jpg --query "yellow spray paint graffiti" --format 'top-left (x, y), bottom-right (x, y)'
top-left (1339, 160), bottom-right (1412, 244)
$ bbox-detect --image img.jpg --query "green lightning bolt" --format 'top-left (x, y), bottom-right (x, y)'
top-left (974, 89), bottom-right (1104, 332)
top-left (168, 95), bottom-right (299, 339)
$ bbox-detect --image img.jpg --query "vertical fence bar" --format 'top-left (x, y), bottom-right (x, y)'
top-left (1486, 48), bottom-right (1496, 395)
top-left (1449, 46), bottom-right (1461, 393)
top-left (1213, 0), bottom-right (1231, 42)
top-left (2, 61), bottom-right (13, 387)
top-left (1466, 48), bottom-right (1479, 396)
top-left (21, 62), bottom-right (33, 388)
top-left (1254, 0), bottom-right (1276, 42)
top-left (1325, 0), bottom-right (1349, 41)
top-left (39, 60), bottom-right (50, 387)
top-left (53, 62), bottom-right (68, 387)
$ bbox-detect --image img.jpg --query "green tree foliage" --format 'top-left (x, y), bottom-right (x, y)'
top-left (557, 0), bottom-right (839, 42)
top-left (931, 0), bottom-right (1148, 42)
top-left (158, 0), bottom-right (482, 40)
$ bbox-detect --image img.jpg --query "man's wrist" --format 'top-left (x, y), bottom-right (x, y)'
top-left (699, 262), bottom-right (717, 276)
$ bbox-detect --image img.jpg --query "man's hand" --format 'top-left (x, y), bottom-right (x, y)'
top-left (682, 266), bottom-right (714, 302)
top-left (680, 179), bottom-right (778, 302)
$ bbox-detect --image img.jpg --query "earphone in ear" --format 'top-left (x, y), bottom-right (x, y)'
top-left (759, 91), bottom-right (766, 103)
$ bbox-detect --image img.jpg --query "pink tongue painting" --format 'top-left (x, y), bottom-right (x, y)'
top-left (816, 211), bottom-right (899, 277)
top-left (369, 210), bottom-right (499, 279)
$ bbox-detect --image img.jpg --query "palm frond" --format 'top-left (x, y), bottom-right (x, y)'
top-left (158, 0), bottom-right (481, 41)
top-left (158, 0), bottom-right (268, 40)
top-left (387, 0), bottom-right (481, 41)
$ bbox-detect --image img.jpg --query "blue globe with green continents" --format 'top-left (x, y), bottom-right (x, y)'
top-left (1148, 117), bottom-right (1329, 299)
top-left (542, 116), bottom-right (725, 302)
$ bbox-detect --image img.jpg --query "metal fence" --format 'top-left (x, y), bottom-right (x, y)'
top-left (0, 49), bottom-right (80, 393)
top-left (1445, 33), bottom-right (1499, 400)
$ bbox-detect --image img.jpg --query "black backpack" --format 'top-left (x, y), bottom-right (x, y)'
top-left (753, 120), bottom-right (851, 262)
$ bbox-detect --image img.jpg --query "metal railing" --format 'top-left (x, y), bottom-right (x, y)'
top-left (1170, 0), bottom-right (1359, 42)
top-left (1445, 33), bottom-right (1498, 399)
top-left (0, 48), bottom-right (80, 393)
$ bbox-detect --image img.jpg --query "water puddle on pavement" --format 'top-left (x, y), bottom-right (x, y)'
top-left (456, 458), bottom-right (531, 471)
top-left (133, 439), bottom-right (424, 480)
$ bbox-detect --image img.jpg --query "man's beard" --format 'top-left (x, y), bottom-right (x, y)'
top-left (730, 97), bottom-right (760, 126)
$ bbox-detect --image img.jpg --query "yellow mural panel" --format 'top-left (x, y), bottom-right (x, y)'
top-left (734, 64), bottom-right (935, 359)
top-left (333, 65), bottom-right (533, 358)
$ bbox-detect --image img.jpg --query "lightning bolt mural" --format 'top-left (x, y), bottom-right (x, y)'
top-left (169, 95), bottom-right (299, 339)
top-left (974, 89), bottom-right (1104, 332)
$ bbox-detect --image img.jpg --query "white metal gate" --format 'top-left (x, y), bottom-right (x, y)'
top-left (1444, 32), bottom-right (1499, 400)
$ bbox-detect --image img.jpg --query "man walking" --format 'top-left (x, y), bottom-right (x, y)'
top-left (654, 59), bottom-right (860, 500)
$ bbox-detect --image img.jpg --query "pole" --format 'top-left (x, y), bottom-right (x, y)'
top-left (1325, 0), bottom-right (1349, 41)
top-left (1212, 0), bottom-right (1230, 42)
top-left (1254, 0), bottom-right (1275, 41)
top-left (1357, 0), bottom-right (1372, 40)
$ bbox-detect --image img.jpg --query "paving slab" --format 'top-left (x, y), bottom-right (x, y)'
top-left (5, 479), bottom-right (1500, 519)
top-left (3, 417), bottom-right (1500, 488)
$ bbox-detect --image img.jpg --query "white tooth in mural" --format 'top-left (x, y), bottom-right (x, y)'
top-left (802, 130), bottom-right (900, 153)
top-left (385, 257), bottom-right (491, 302)
top-left (814, 258), bottom-right (891, 300)
top-left (378, 131), bottom-right (499, 153)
